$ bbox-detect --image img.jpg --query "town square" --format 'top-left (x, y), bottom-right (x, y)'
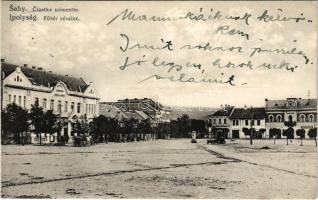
top-left (1, 1), bottom-right (317, 199)
top-left (2, 139), bottom-right (317, 198)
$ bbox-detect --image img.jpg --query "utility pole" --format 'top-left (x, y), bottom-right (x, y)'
top-left (250, 106), bottom-right (254, 145)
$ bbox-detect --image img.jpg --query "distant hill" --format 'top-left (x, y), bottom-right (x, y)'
top-left (169, 106), bottom-right (218, 120)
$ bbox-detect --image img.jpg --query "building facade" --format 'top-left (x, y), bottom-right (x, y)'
top-left (265, 98), bottom-right (317, 139)
top-left (1, 60), bottom-right (100, 144)
top-left (208, 105), bottom-right (234, 138)
top-left (230, 107), bottom-right (266, 139)
top-left (111, 98), bottom-right (171, 124)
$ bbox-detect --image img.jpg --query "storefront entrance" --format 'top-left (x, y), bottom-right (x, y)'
top-left (232, 130), bottom-right (240, 138)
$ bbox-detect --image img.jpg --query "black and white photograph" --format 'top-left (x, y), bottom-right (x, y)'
top-left (1, 0), bottom-right (317, 198)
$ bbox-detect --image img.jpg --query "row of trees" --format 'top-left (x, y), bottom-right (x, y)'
top-left (269, 127), bottom-right (317, 146)
top-left (89, 114), bottom-right (207, 143)
top-left (2, 103), bottom-right (316, 146)
top-left (1, 103), bottom-right (62, 145)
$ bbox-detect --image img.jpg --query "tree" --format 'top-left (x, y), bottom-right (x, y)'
top-left (137, 119), bottom-right (152, 140)
top-left (177, 114), bottom-right (190, 138)
top-left (43, 110), bottom-right (58, 141)
top-left (282, 127), bottom-right (294, 145)
top-left (308, 128), bottom-right (317, 147)
top-left (169, 120), bottom-right (179, 138)
top-left (242, 127), bottom-right (250, 139)
top-left (259, 128), bottom-right (266, 139)
top-left (190, 119), bottom-right (206, 138)
top-left (296, 129), bottom-right (305, 146)
top-left (122, 118), bottom-right (138, 141)
top-left (73, 115), bottom-right (90, 138)
top-left (29, 104), bottom-right (45, 145)
top-left (91, 115), bottom-right (107, 143)
top-left (270, 128), bottom-right (280, 145)
top-left (1, 103), bottom-right (29, 144)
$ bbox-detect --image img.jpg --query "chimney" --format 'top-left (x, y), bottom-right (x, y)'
top-left (23, 64), bottom-right (28, 67)
top-left (265, 98), bottom-right (268, 101)
top-left (1, 58), bottom-right (5, 63)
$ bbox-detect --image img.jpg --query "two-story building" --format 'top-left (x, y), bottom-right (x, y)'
top-left (230, 107), bottom-right (266, 139)
top-left (208, 105), bottom-right (234, 139)
top-left (265, 98), bottom-right (317, 139)
top-left (1, 60), bottom-right (100, 144)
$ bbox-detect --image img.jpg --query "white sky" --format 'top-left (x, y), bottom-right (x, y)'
top-left (2, 1), bottom-right (317, 107)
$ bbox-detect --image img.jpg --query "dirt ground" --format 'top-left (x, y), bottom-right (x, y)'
top-left (1, 139), bottom-right (317, 198)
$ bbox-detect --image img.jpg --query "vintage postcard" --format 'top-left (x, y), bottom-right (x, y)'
top-left (1, 0), bottom-right (317, 199)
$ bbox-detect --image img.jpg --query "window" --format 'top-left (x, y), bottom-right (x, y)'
top-left (300, 114), bottom-right (305, 122)
top-left (50, 100), bottom-right (54, 110)
top-left (251, 120), bottom-right (255, 126)
top-left (64, 101), bottom-right (68, 112)
top-left (218, 118), bottom-right (221, 124)
top-left (288, 115), bottom-right (293, 122)
top-left (86, 104), bottom-right (88, 114)
top-left (15, 76), bottom-right (22, 82)
top-left (213, 119), bottom-right (216, 124)
top-left (13, 95), bottom-right (16, 104)
top-left (269, 115), bottom-right (274, 122)
top-left (43, 99), bottom-right (47, 110)
top-left (277, 115), bottom-right (282, 122)
top-left (34, 98), bottom-right (39, 106)
top-left (233, 120), bottom-right (238, 126)
top-left (309, 114), bottom-right (314, 122)
top-left (77, 103), bottom-right (81, 113)
top-left (71, 102), bottom-right (75, 112)
top-left (18, 96), bottom-right (21, 106)
top-left (94, 105), bottom-right (96, 114)
top-left (8, 94), bottom-right (11, 103)
top-left (58, 100), bottom-right (62, 113)
top-left (224, 119), bottom-right (227, 124)
top-left (257, 120), bottom-right (260, 126)
top-left (23, 96), bottom-right (26, 108)
top-left (245, 120), bottom-right (248, 126)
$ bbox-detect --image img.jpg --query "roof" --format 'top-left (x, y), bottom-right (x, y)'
top-left (99, 103), bottom-right (127, 119)
top-left (116, 98), bottom-right (170, 111)
top-left (124, 111), bottom-right (144, 121)
top-left (230, 107), bottom-right (266, 119)
top-left (135, 110), bottom-right (151, 120)
top-left (2, 62), bottom-right (89, 93)
top-left (265, 98), bottom-right (317, 110)
top-left (211, 106), bottom-right (234, 117)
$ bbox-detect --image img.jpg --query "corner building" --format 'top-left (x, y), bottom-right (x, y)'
top-left (1, 60), bottom-right (100, 144)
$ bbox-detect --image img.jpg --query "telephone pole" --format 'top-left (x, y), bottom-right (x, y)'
top-left (250, 106), bottom-right (254, 145)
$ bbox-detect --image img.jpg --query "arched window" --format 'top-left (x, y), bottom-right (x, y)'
top-left (276, 115), bottom-right (282, 122)
top-left (268, 115), bottom-right (274, 122)
top-left (309, 114), bottom-right (315, 122)
top-left (299, 114), bottom-right (305, 122)
top-left (288, 115), bottom-right (293, 122)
